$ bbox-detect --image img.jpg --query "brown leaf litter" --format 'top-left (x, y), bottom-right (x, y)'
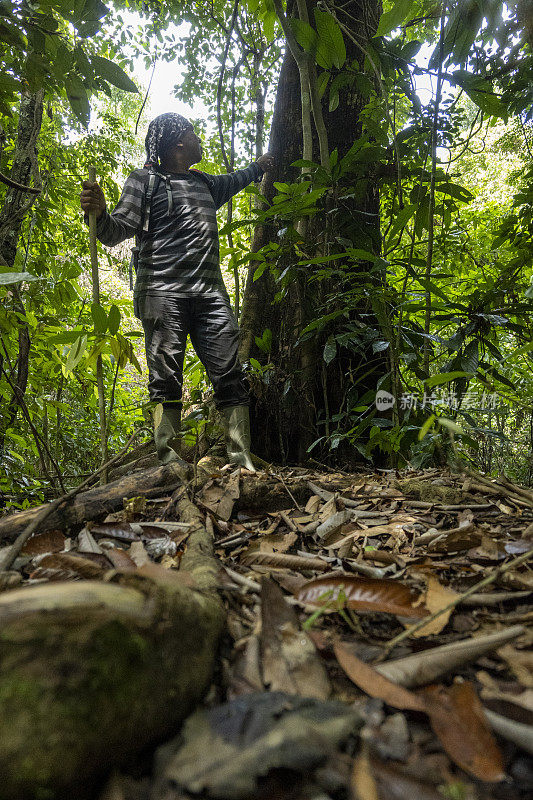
top-left (1, 465), bottom-right (533, 800)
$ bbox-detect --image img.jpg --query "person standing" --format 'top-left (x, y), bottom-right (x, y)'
top-left (81, 112), bottom-right (274, 470)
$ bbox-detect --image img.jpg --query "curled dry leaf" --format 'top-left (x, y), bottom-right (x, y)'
top-left (29, 553), bottom-right (107, 581)
top-left (333, 642), bottom-right (426, 712)
top-left (89, 522), bottom-right (141, 543)
top-left (296, 575), bottom-right (428, 619)
top-left (408, 577), bottom-right (459, 638)
top-left (335, 643), bottom-right (505, 782)
top-left (376, 626), bottom-right (525, 688)
top-left (350, 745), bottom-right (379, 800)
top-left (420, 682), bottom-right (505, 783)
top-left (104, 548), bottom-right (138, 573)
top-left (21, 529), bottom-right (65, 556)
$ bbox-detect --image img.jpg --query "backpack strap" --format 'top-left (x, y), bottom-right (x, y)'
top-left (129, 169), bottom-right (162, 290)
top-left (143, 169), bottom-right (161, 231)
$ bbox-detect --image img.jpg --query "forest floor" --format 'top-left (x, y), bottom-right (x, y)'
top-left (1, 463), bottom-right (532, 800)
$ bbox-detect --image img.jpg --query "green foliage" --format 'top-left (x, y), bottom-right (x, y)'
top-left (0, 1), bottom-right (138, 122)
top-left (2, 0), bottom-right (533, 505)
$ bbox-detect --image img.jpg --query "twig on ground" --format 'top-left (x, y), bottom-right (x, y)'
top-left (273, 471), bottom-right (304, 511)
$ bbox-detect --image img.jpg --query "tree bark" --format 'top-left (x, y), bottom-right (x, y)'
top-left (240, 0), bottom-right (383, 465)
top-left (0, 90), bottom-right (43, 443)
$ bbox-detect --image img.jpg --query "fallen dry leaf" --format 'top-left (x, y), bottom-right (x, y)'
top-left (350, 745), bottom-right (379, 800)
top-left (333, 642), bottom-right (426, 712)
top-left (376, 627), bottom-right (525, 688)
top-left (420, 682), bottom-right (505, 782)
top-left (128, 540), bottom-right (150, 568)
top-left (336, 643), bottom-right (505, 782)
top-left (89, 522), bottom-right (141, 542)
top-left (21, 529), bottom-right (65, 556)
top-left (249, 530), bottom-right (298, 554)
top-left (261, 577), bottom-right (331, 700)
top-left (296, 575), bottom-right (428, 619)
top-left (78, 528), bottom-right (104, 554)
top-left (104, 548), bottom-right (138, 572)
top-left (369, 758), bottom-right (443, 800)
top-left (30, 553), bottom-right (107, 581)
top-left (497, 644), bottom-right (533, 688)
top-left (409, 576), bottom-right (459, 638)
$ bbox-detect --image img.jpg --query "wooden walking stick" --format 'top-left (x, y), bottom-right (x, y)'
top-left (88, 166), bottom-right (108, 483)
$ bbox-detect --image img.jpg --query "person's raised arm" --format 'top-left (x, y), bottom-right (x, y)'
top-left (208, 153), bottom-right (275, 210)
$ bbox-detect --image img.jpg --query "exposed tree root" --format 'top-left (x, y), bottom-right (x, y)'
top-left (0, 491), bottom-right (225, 799)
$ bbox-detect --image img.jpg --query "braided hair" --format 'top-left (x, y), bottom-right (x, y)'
top-left (144, 113), bottom-right (193, 169)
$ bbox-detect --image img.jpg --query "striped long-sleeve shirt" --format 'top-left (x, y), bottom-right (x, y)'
top-left (95, 163), bottom-right (263, 296)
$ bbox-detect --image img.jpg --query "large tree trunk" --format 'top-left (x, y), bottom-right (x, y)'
top-left (240, 0), bottom-right (383, 466)
top-left (0, 90), bottom-right (43, 444)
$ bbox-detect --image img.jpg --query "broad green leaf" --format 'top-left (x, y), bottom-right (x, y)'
top-left (375, 0), bottom-right (413, 37)
top-left (263, 328), bottom-right (272, 352)
top-left (0, 73), bottom-right (20, 95)
top-left (91, 55), bottom-right (138, 93)
top-left (347, 248), bottom-right (379, 263)
top-left (329, 88), bottom-right (339, 112)
top-left (415, 276), bottom-right (450, 304)
top-left (483, 315), bottom-right (508, 326)
top-left (129, 351), bottom-right (142, 374)
top-left (262, 10), bottom-right (277, 42)
top-left (290, 18), bottom-right (318, 53)
top-left (323, 336), bottom-right (337, 364)
top-left (387, 203), bottom-right (417, 239)
top-left (482, 365), bottom-right (515, 390)
top-left (65, 334), bottom-right (88, 372)
top-left (66, 76), bottom-right (90, 126)
top-left (5, 430), bottom-right (27, 447)
top-left (316, 70), bottom-right (330, 99)
top-left (435, 182), bottom-right (474, 203)
top-left (425, 371), bottom-right (472, 388)
top-left (72, 0), bottom-right (109, 38)
top-left (255, 328), bottom-right (272, 354)
top-left (48, 329), bottom-right (85, 344)
top-left (418, 413), bottom-right (436, 440)
top-left (452, 71), bottom-right (508, 119)
top-left (437, 417), bottom-right (464, 435)
top-left (253, 261), bottom-right (268, 281)
top-left (107, 304), bottom-right (121, 335)
top-left (0, 271), bottom-right (40, 285)
top-left (91, 302), bottom-right (108, 334)
top-left (461, 340), bottom-right (479, 373)
top-left (428, 0), bottom-right (483, 67)
top-left (110, 337), bottom-right (121, 361)
top-left (85, 339), bottom-right (106, 367)
top-left (314, 10), bottom-right (346, 69)
top-left (511, 341), bottom-right (533, 358)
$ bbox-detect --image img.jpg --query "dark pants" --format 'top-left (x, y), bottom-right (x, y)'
top-left (136, 293), bottom-right (249, 409)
